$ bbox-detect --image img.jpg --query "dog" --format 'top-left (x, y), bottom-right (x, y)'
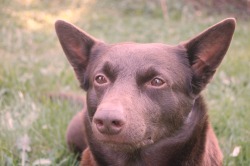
top-left (55, 18), bottom-right (235, 166)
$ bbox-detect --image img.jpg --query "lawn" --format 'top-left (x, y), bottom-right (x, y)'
top-left (0, 0), bottom-right (249, 165)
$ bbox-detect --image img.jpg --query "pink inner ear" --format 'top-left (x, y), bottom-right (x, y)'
top-left (196, 43), bottom-right (227, 69)
top-left (182, 18), bottom-right (236, 95)
top-left (55, 20), bottom-right (99, 88)
top-left (187, 20), bottom-right (236, 71)
top-left (69, 41), bottom-right (86, 59)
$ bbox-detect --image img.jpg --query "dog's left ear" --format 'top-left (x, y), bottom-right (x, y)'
top-left (55, 20), bottom-right (100, 89)
top-left (182, 18), bottom-right (236, 95)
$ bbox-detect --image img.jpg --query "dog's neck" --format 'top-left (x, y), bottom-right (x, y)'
top-left (141, 95), bottom-right (209, 166)
top-left (85, 95), bottom-right (209, 166)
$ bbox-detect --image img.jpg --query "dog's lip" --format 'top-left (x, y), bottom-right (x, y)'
top-left (97, 136), bottom-right (154, 148)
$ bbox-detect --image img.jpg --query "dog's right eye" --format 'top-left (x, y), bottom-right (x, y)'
top-left (95, 75), bottom-right (108, 84)
top-left (150, 77), bottom-right (165, 87)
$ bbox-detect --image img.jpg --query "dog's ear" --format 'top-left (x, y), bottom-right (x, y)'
top-left (55, 20), bottom-right (98, 84)
top-left (182, 18), bottom-right (236, 95)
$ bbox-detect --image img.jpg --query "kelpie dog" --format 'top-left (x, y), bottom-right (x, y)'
top-left (55, 18), bottom-right (235, 166)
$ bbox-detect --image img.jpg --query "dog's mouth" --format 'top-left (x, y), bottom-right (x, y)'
top-left (97, 136), bottom-right (155, 151)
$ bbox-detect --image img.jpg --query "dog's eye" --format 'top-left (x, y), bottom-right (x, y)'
top-left (95, 75), bottom-right (108, 84)
top-left (150, 78), bottom-right (165, 87)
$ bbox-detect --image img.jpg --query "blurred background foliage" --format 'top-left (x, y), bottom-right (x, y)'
top-left (0, 0), bottom-right (249, 165)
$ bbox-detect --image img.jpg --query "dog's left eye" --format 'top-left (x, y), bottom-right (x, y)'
top-left (95, 75), bottom-right (108, 84)
top-left (150, 78), bottom-right (165, 87)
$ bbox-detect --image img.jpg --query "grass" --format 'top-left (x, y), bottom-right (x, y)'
top-left (0, 0), bottom-right (249, 165)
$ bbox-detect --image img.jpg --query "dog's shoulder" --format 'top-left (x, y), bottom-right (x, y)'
top-left (203, 124), bottom-right (223, 166)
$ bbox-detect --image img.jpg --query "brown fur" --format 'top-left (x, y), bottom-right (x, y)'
top-left (80, 147), bottom-right (98, 166)
top-left (55, 18), bottom-right (236, 166)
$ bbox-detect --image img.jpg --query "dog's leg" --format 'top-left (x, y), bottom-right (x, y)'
top-left (80, 147), bottom-right (98, 166)
top-left (66, 110), bottom-right (87, 154)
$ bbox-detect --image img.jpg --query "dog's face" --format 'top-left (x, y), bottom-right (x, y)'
top-left (85, 43), bottom-right (193, 148)
top-left (55, 19), bottom-right (235, 150)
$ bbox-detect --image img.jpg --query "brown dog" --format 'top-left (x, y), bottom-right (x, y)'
top-left (55, 18), bottom-right (235, 166)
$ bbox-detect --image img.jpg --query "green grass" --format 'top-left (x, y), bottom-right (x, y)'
top-left (0, 0), bottom-right (249, 165)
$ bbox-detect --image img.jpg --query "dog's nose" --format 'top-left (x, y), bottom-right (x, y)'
top-left (93, 108), bottom-right (126, 135)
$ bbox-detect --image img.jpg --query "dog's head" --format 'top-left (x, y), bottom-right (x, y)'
top-left (55, 19), bottom-right (235, 150)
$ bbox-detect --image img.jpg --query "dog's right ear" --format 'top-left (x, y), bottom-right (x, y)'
top-left (55, 20), bottom-right (97, 85)
top-left (181, 18), bottom-right (236, 95)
